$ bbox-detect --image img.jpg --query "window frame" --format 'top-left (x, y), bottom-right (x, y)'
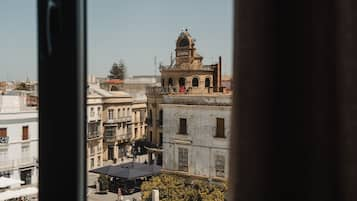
top-left (215, 118), bottom-right (225, 138)
top-left (178, 147), bottom-right (189, 172)
top-left (22, 126), bottom-right (29, 141)
top-left (179, 118), bottom-right (187, 135)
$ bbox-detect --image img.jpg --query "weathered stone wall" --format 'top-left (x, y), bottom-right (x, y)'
top-left (162, 103), bottom-right (231, 179)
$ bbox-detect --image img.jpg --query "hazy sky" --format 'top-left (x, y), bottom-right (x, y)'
top-left (0, 0), bottom-right (233, 81)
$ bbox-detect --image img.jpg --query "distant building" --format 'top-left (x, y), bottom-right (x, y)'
top-left (100, 79), bottom-right (125, 91)
top-left (0, 95), bottom-right (38, 186)
top-left (146, 30), bottom-right (231, 180)
top-left (87, 85), bottom-right (104, 170)
top-left (86, 84), bottom-right (147, 168)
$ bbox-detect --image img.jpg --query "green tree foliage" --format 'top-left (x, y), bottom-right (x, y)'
top-left (15, 82), bottom-right (28, 90)
top-left (98, 174), bottom-right (109, 191)
top-left (108, 60), bottom-right (126, 80)
top-left (141, 174), bottom-right (227, 201)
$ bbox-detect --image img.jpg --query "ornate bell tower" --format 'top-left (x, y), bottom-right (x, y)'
top-left (175, 29), bottom-right (202, 69)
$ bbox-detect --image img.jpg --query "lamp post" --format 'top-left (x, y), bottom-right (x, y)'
top-left (131, 141), bottom-right (136, 163)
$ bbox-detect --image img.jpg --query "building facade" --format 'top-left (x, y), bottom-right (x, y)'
top-left (102, 91), bottom-right (133, 162)
top-left (146, 30), bottom-right (231, 180)
top-left (86, 84), bottom-right (148, 168)
top-left (0, 95), bottom-right (38, 186)
top-left (87, 87), bottom-right (104, 170)
top-left (162, 95), bottom-right (231, 180)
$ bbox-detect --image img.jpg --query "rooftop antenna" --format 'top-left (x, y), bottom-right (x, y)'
top-left (154, 56), bottom-right (157, 76)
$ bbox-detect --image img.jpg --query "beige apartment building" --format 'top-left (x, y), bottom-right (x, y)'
top-left (146, 30), bottom-right (231, 180)
top-left (87, 86), bottom-right (104, 170)
top-left (87, 83), bottom-right (148, 169)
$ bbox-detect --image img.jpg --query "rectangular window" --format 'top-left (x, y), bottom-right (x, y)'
top-left (178, 148), bottom-right (188, 172)
top-left (215, 155), bottom-right (225, 177)
top-left (0, 148), bottom-right (8, 165)
top-left (90, 146), bottom-right (94, 156)
top-left (0, 128), bottom-right (7, 137)
top-left (97, 107), bottom-right (101, 118)
top-left (97, 156), bottom-right (101, 167)
top-left (97, 144), bottom-right (101, 152)
top-left (179, 118), bottom-right (187, 134)
top-left (90, 107), bottom-right (94, 117)
top-left (159, 110), bottom-right (163, 127)
top-left (90, 158), bottom-right (94, 169)
top-left (159, 132), bottom-right (163, 147)
top-left (22, 126), bottom-right (29, 140)
top-left (108, 109), bottom-right (114, 120)
top-left (215, 118), bottom-right (225, 138)
top-left (118, 109), bottom-right (121, 118)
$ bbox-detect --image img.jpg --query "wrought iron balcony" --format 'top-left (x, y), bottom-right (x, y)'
top-left (104, 134), bottom-right (116, 143)
top-left (87, 131), bottom-right (101, 140)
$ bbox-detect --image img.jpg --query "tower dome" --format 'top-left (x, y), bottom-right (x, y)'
top-left (176, 29), bottom-right (194, 48)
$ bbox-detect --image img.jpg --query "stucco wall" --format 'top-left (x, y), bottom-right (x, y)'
top-left (162, 103), bottom-right (231, 179)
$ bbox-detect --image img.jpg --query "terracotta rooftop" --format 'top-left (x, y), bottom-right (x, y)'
top-left (104, 79), bottom-right (124, 84)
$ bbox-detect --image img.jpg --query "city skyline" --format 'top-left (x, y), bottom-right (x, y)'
top-left (0, 0), bottom-right (233, 81)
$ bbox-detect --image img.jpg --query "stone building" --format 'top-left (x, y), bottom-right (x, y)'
top-left (161, 95), bottom-right (231, 180)
top-left (101, 91), bottom-right (133, 162)
top-left (159, 29), bottom-right (223, 94)
top-left (86, 84), bottom-right (148, 168)
top-left (146, 30), bottom-right (231, 180)
top-left (87, 85), bottom-right (104, 170)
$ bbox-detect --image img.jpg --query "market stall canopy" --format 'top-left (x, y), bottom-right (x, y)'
top-left (89, 162), bottom-right (161, 180)
top-left (0, 187), bottom-right (38, 201)
top-left (0, 177), bottom-right (24, 188)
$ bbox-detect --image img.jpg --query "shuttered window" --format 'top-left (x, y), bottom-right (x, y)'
top-left (22, 126), bottom-right (29, 140)
top-left (216, 118), bottom-right (225, 138)
top-left (178, 148), bottom-right (188, 172)
top-left (0, 128), bottom-right (7, 137)
top-left (215, 155), bottom-right (225, 177)
top-left (179, 118), bottom-right (187, 134)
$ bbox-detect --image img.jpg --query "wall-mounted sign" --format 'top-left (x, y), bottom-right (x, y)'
top-left (0, 136), bottom-right (9, 144)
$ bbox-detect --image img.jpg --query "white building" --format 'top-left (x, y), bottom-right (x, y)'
top-left (162, 95), bottom-right (231, 180)
top-left (0, 95), bottom-right (38, 186)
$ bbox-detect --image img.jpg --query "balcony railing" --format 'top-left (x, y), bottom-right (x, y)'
top-left (0, 157), bottom-right (37, 171)
top-left (0, 136), bottom-right (9, 144)
top-left (87, 131), bottom-right (101, 139)
top-left (104, 116), bottom-right (132, 124)
top-left (104, 134), bottom-right (116, 143)
top-left (117, 132), bottom-right (132, 141)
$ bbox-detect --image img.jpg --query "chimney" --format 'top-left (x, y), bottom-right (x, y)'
top-left (218, 56), bottom-right (222, 90)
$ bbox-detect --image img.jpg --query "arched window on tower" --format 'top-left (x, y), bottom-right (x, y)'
top-left (179, 38), bottom-right (189, 47)
top-left (192, 78), bottom-right (199, 87)
top-left (168, 78), bottom-right (173, 86)
top-left (205, 78), bottom-right (210, 88)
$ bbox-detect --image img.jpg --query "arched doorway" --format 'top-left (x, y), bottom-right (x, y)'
top-left (179, 78), bottom-right (186, 93)
top-left (179, 78), bottom-right (185, 87)
top-left (205, 78), bottom-right (210, 88)
top-left (192, 78), bottom-right (199, 87)
top-left (168, 78), bottom-right (173, 86)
